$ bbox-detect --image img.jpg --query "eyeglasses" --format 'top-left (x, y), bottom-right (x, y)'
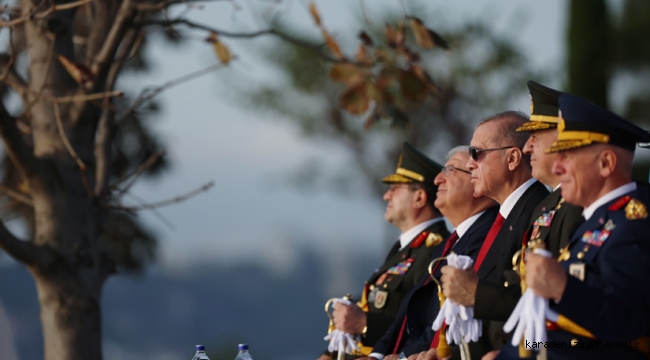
top-left (469, 146), bottom-right (518, 161)
top-left (442, 165), bottom-right (471, 176)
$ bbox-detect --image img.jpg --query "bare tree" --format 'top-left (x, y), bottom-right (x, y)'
top-left (0, 0), bottom-right (316, 358)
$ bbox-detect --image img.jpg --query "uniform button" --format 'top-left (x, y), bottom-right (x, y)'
top-left (571, 339), bottom-right (579, 347)
top-left (577, 252), bottom-right (585, 259)
top-left (504, 281), bottom-right (509, 287)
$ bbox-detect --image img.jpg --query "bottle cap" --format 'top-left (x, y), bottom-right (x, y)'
top-left (238, 344), bottom-right (249, 351)
top-left (196, 345), bottom-right (205, 351)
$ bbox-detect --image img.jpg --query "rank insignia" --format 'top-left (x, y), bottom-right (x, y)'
top-left (386, 258), bottom-right (414, 275)
top-left (426, 233), bottom-right (443, 247)
top-left (625, 199), bottom-right (648, 220)
top-left (604, 219), bottom-right (616, 231)
top-left (374, 290), bottom-right (388, 309)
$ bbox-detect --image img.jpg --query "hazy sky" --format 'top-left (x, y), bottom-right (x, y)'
top-left (0, 0), bottom-right (569, 274)
top-left (115, 0), bottom-right (569, 273)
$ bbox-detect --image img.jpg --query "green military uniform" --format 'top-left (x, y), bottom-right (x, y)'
top-left (324, 142), bottom-right (448, 359)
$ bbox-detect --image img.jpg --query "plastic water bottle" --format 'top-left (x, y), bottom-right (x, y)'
top-left (191, 345), bottom-right (210, 360)
top-left (234, 344), bottom-right (253, 360)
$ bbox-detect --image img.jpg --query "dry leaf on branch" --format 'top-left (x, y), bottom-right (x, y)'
top-left (409, 17), bottom-right (434, 49)
top-left (355, 45), bottom-right (372, 65)
top-left (329, 63), bottom-right (365, 84)
top-left (358, 31), bottom-right (374, 46)
top-left (429, 29), bottom-right (450, 50)
top-left (385, 24), bottom-right (397, 48)
top-left (399, 69), bottom-right (428, 103)
top-left (339, 79), bottom-right (370, 115)
top-left (309, 2), bottom-right (321, 26)
top-left (207, 32), bottom-right (231, 64)
top-left (321, 29), bottom-right (344, 60)
top-left (57, 54), bottom-right (94, 84)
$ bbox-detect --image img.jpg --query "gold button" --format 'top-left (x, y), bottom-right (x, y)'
top-left (504, 281), bottom-right (509, 288)
top-left (383, 284), bottom-right (387, 288)
top-left (561, 252), bottom-right (571, 261)
top-left (571, 339), bottom-right (579, 347)
top-left (577, 252), bottom-right (585, 259)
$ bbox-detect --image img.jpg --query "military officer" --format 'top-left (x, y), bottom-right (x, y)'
top-left (501, 93), bottom-right (650, 359)
top-left (319, 142), bottom-right (449, 360)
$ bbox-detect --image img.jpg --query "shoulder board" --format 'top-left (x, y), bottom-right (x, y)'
top-left (625, 198), bottom-right (648, 220)
top-left (608, 195), bottom-right (632, 211)
top-left (410, 231), bottom-right (429, 248)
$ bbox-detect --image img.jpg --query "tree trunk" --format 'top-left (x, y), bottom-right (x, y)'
top-left (567, 0), bottom-right (610, 108)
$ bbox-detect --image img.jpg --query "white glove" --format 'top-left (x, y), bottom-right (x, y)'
top-left (503, 248), bottom-right (552, 347)
top-left (431, 254), bottom-right (482, 345)
top-left (324, 298), bottom-right (361, 354)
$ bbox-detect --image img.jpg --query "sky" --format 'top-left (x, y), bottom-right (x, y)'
top-left (0, 0), bottom-right (569, 274)
top-left (121, 0), bottom-right (568, 272)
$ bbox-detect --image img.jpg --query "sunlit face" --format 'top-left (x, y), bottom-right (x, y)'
top-left (434, 152), bottom-right (474, 216)
top-left (552, 146), bottom-right (604, 208)
top-left (466, 121), bottom-right (511, 200)
top-left (523, 129), bottom-right (559, 186)
top-left (383, 183), bottom-right (416, 229)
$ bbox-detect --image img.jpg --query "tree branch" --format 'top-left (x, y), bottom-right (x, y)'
top-left (0, 100), bottom-right (38, 181)
top-left (132, 0), bottom-right (230, 12)
top-left (95, 26), bottom-right (143, 196)
top-left (138, 18), bottom-right (343, 63)
top-left (116, 62), bottom-right (228, 125)
top-left (90, 0), bottom-right (135, 86)
top-left (0, 0), bottom-right (91, 28)
top-left (0, 53), bottom-right (29, 102)
top-left (0, 219), bottom-right (42, 266)
top-left (112, 151), bottom-right (164, 196)
top-left (0, 184), bottom-right (34, 207)
top-left (106, 181), bottom-right (214, 211)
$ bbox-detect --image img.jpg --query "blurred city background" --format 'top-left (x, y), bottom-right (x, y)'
top-left (1, 0), bottom-right (649, 359)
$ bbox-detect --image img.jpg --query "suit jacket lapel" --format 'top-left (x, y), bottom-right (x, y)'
top-left (477, 181), bottom-right (545, 278)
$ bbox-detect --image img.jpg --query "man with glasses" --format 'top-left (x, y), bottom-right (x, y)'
top-left (356, 146), bottom-right (499, 360)
top-left (477, 82), bottom-right (586, 360)
top-left (432, 111), bottom-right (549, 357)
top-left (319, 142), bottom-right (449, 360)
top-left (496, 93), bottom-right (650, 359)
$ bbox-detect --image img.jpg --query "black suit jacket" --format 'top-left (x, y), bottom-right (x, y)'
top-left (525, 187), bottom-right (584, 258)
top-left (370, 206), bottom-right (500, 357)
top-left (472, 180), bottom-right (549, 353)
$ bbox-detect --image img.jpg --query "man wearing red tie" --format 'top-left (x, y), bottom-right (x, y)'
top-left (427, 111), bottom-right (549, 359)
top-left (357, 145), bottom-right (498, 360)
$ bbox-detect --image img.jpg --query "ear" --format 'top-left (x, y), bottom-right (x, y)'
top-left (412, 188), bottom-right (428, 209)
top-left (598, 149), bottom-right (617, 178)
top-left (507, 148), bottom-right (523, 171)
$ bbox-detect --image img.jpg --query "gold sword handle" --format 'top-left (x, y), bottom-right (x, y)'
top-left (428, 258), bottom-right (452, 358)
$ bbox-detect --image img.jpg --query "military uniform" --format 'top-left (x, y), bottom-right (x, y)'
top-left (322, 142), bottom-right (448, 359)
top-left (497, 91), bottom-right (650, 360)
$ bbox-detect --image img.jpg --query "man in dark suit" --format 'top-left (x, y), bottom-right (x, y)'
top-left (500, 94), bottom-right (650, 359)
top-left (356, 146), bottom-right (499, 360)
top-left (319, 142), bottom-right (449, 360)
top-left (420, 111), bottom-right (549, 359)
top-left (480, 81), bottom-right (585, 360)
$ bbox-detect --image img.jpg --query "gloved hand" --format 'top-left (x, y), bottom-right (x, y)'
top-left (324, 298), bottom-right (361, 354)
top-left (431, 254), bottom-right (481, 345)
top-left (503, 248), bottom-right (553, 346)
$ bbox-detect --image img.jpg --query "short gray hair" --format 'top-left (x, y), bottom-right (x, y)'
top-left (476, 111), bottom-right (530, 149)
top-left (445, 145), bottom-right (469, 162)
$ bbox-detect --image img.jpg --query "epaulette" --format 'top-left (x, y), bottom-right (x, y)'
top-left (608, 195), bottom-right (632, 211)
top-left (410, 231), bottom-right (428, 248)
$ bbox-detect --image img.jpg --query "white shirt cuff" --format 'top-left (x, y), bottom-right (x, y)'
top-left (369, 353), bottom-right (385, 360)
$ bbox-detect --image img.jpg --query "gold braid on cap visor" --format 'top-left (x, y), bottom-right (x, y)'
top-left (396, 167), bottom-right (425, 182)
top-left (546, 131), bottom-right (610, 153)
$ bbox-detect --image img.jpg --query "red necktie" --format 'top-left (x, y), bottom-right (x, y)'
top-left (431, 215), bottom-right (506, 349)
top-left (473, 213), bottom-right (505, 271)
top-left (428, 231), bottom-right (459, 280)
